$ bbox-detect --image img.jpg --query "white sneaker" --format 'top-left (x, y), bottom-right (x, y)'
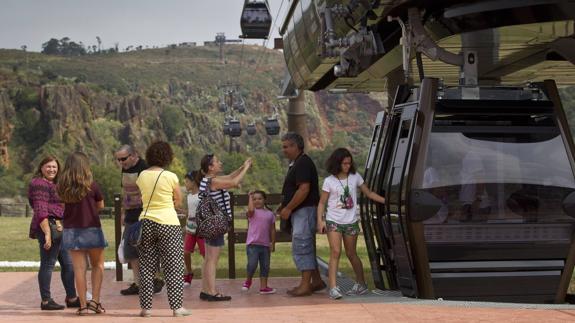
top-left (140, 309), bottom-right (151, 317)
top-left (173, 307), bottom-right (192, 317)
top-left (346, 282), bottom-right (369, 296)
top-left (329, 286), bottom-right (343, 300)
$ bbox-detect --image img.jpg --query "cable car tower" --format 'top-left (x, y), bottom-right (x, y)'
top-left (214, 33), bottom-right (242, 64)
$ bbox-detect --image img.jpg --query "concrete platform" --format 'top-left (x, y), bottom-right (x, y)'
top-left (1, 271), bottom-right (574, 322)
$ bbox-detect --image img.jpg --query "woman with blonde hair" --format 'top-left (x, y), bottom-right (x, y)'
top-left (57, 152), bottom-right (107, 315)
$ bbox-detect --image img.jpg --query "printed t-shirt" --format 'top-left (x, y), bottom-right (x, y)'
top-left (322, 173), bottom-right (364, 225)
top-left (121, 158), bottom-right (148, 222)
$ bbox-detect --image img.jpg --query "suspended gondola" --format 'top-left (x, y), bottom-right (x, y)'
top-left (229, 119), bottom-right (242, 137)
top-left (246, 122), bottom-right (256, 135)
top-left (264, 117), bottom-right (280, 135)
top-left (240, 0), bottom-right (272, 39)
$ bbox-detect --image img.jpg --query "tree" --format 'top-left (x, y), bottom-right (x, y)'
top-left (41, 38), bottom-right (60, 55)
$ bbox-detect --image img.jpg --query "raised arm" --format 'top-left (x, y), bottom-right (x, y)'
top-left (247, 191), bottom-right (255, 217)
top-left (211, 159), bottom-right (252, 190)
top-left (359, 183), bottom-right (385, 204)
top-left (219, 158), bottom-right (251, 180)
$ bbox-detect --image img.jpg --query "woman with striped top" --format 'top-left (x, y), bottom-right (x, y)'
top-left (198, 153), bottom-right (252, 301)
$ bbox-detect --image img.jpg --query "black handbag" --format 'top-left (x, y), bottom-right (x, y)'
top-left (126, 170), bottom-right (164, 247)
top-left (47, 217), bottom-right (63, 242)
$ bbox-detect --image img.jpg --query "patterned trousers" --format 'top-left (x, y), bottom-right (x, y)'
top-left (138, 219), bottom-right (184, 310)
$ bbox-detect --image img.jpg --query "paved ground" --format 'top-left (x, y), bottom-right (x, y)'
top-left (1, 271), bottom-right (575, 322)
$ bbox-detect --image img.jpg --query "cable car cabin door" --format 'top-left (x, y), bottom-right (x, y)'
top-left (362, 110), bottom-right (399, 291)
top-left (385, 100), bottom-right (421, 297)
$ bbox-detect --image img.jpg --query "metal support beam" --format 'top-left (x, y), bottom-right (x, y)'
top-left (287, 90), bottom-right (308, 143)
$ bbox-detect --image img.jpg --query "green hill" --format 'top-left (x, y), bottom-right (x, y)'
top-left (0, 45), bottom-right (385, 202)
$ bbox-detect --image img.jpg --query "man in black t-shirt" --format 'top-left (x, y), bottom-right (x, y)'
top-left (115, 145), bottom-right (164, 296)
top-left (278, 132), bottom-right (326, 296)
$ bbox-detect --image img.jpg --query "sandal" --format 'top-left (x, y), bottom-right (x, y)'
top-left (87, 300), bottom-right (106, 314)
top-left (76, 307), bottom-right (90, 316)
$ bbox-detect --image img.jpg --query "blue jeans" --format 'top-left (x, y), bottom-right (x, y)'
top-left (291, 206), bottom-right (318, 271)
top-left (246, 244), bottom-right (271, 278)
top-left (37, 233), bottom-right (77, 301)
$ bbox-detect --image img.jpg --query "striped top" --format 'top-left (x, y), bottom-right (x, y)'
top-left (199, 177), bottom-right (232, 218)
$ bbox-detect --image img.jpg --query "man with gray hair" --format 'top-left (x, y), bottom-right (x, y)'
top-left (278, 132), bottom-right (326, 296)
top-left (115, 145), bottom-right (164, 295)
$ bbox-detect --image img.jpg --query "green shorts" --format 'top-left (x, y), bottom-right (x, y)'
top-left (326, 220), bottom-right (360, 236)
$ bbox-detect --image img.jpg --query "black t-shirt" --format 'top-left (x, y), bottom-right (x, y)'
top-left (281, 154), bottom-right (320, 212)
top-left (121, 158), bottom-right (148, 223)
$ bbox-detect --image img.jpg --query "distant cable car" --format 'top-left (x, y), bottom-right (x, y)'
top-left (265, 117), bottom-right (280, 135)
top-left (234, 96), bottom-right (246, 113)
top-left (219, 100), bottom-right (227, 112)
top-left (240, 0), bottom-right (272, 39)
top-left (223, 120), bottom-right (231, 136)
top-left (229, 119), bottom-right (242, 137)
top-left (247, 123), bottom-right (256, 135)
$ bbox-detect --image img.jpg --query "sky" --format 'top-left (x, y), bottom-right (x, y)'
top-left (0, 0), bottom-right (288, 52)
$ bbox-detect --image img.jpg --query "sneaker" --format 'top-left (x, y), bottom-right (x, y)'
top-left (329, 286), bottom-right (343, 300)
top-left (346, 282), bottom-right (369, 296)
top-left (173, 307), bottom-right (192, 317)
top-left (241, 279), bottom-right (252, 291)
top-left (65, 297), bottom-right (81, 308)
top-left (153, 278), bottom-right (165, 294)
top-left (40, 299), bottom-right (65, 310)
top-left (140, 309), bottom-right (151, 317)
top-left (121, 282), bottom-right (139, 295)
top-left (184, 273), bottom-right (193, 286)
top-left (259, 287), bottom-right (277, 295)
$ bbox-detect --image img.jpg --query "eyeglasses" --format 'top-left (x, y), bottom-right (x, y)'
top-left (206, 153), bottom-right (214, 164)
top-left (117, 155), bottom-right (131, 162)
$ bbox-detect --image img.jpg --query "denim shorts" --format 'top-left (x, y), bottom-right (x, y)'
top-left (62, 227), bottom-right (108, 250)
top-left (291, 206), bottom-right (318, 271)
top-left (206, 234), bottom-right (225, 247)
top-left (122, 221), bottom-right (140, 260)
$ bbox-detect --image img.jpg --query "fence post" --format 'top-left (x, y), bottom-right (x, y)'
top-left (0, 204), bottom-right (2, 217)
top-left (114, 193), bottom-right (123, 282)
top-left (25, 204), bottom-right (30, 218)
top-left (228, 193), bottom-right (236, 279)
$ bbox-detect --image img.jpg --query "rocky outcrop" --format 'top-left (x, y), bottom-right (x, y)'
top-left (0, 90), bottom-right (15, 167)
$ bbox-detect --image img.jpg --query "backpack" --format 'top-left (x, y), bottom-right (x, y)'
top-left (195, 178), bottom-right (230, 240)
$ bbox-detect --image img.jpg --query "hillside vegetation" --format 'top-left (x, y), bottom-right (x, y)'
top-left (0, 45), bottom-right (384, 202)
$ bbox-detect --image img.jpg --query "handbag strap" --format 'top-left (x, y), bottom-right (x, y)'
top-left (142, 170), bottom-right (165, 219)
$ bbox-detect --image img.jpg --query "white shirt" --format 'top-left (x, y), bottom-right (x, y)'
top-left (186, 193), bottom-right (200, 233)
top-left (322, 173), bottom-right (364, 224)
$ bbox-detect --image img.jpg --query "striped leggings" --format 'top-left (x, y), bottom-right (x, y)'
top-left (138, 219), bottom-right (184, 310)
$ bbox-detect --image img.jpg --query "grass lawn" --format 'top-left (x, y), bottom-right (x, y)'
top-left (4, 216), bottom-right (574, 293)
top-left (1, 216), bottom-right (374, 286)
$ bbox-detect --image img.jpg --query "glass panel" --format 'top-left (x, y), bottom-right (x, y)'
top-left (415, 114), bottom-right (575, 225)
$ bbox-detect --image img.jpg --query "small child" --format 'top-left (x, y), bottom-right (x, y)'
top-left (242, 190), bottom-right (276, 294)
top-left (183, 171), bottom-right (205, 286)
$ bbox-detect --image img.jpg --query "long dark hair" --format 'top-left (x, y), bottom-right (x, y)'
top-left (200, 153), bottom-right (215, 175)
top-left (57, 152), bottom-right (93, 203)
top-left (325, 148), bottom-right (356, 176)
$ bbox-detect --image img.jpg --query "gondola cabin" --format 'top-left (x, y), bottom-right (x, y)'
top-left (240, 0), bottom-right (272, 39)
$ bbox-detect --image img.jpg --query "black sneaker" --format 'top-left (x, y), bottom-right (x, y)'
top-left (66, 297), bottom-right (81, 308)
top-left (41, 299), bottom-right (65, 310)
top-left (153, 278), bottom-right (165, 294)
top-left (120, 282), bottom-right (139, 295)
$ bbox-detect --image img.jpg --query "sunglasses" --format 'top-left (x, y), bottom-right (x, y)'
top-left (117, 155), bottom-right (131, 162)
top-left (206, 153), bottom-right (214, 164)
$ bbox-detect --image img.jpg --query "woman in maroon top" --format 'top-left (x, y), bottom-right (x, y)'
top-left (28, 156), bottom-right (79, 310)
top-left (57, 152), bottom-right (107, 315)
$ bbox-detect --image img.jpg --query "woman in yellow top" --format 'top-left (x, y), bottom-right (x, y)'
top-left (136, 141), bottom-right (190, 318)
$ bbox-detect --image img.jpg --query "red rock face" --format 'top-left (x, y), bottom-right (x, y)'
top-left (0, 91), bottom-right (15, 168)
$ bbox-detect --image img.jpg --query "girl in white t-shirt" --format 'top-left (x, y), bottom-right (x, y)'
top-left (317, 148), bottom-right (385, 300)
